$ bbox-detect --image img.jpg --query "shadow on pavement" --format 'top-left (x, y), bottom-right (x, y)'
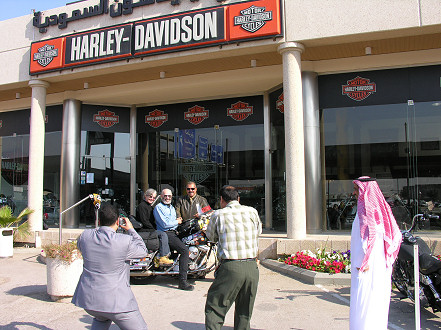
top-left (275, 288), bottom-right (349, 307)
top-left (0, 321), bottom-right (53, 329)
top-left (6, 285), bottom-right (51, 302)
top-left (389, 290), bottom-right (441, 329)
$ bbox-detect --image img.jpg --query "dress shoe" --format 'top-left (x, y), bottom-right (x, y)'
top-left (158, 256), bottom-right (174, 265)
top-left (178, 280), bottom-right (194, 291)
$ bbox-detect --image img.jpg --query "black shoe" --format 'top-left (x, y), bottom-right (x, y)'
top-left (178, 280), bottom-right (194, 291)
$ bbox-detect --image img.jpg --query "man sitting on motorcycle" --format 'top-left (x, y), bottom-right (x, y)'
top-left (153, 188), bottom-right (194, 291)
top-left (176, 181), bottom-right (211, 221)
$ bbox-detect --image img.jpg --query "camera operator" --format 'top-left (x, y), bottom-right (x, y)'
top-left (72, 202), bottom-right (148, 330)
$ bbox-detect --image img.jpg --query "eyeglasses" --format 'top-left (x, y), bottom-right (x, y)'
top-left (163, 195), bottom-right (172, 198)
top-left (187, 188), bottom-right (196, 191)
top-left (147, 195), bottom-right (156, 199)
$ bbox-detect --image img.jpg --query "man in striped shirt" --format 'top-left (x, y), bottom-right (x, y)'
top-left (204, 185), bottom-right (262, 330)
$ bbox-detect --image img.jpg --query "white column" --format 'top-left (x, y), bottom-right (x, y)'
top-left (130, 105), bottom-right (137, 215)
top-left (278, 42), bottom-right (306, 239)
top-left (28, 79), bottom-right (50, 233)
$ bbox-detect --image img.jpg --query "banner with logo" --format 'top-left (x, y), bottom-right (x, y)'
top-left (137, 95), bottom-right (263, 132)
top-left (81, 104), bottom-right (130, 132)
top-left (30, 0), bottom-right (282, 74)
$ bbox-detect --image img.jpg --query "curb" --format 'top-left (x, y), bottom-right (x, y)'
top-left (261, 259), bottom-right (351, 286)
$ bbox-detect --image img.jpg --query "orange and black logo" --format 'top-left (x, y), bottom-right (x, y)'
top-left (93, 109), bottom-right (120, 128)
top-left (276, 93), bottom-right (284, 113)
top-left (342, 76), bottom-right (376, 101)
top-left (145, 109), bottom-right (168, 128)
top-left (184, 105), bottom-right (209, 125)
top-left (227, 101), bottom-right (253, 121)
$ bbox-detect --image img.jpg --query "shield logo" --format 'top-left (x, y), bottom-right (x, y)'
top-left (227, 101), bottom-right (253, 121)
top-left (234, 5), bottom-right (273, 33)
top-left (342, 76), bottom-right (376, 101)
top-left (145, 109), bottom-right (168, 128)
top-left (184, 105), bottom-right (209, 125)
top-left (93, 110), bottom-right (120, 128)
top-left (276, 93), bottom-right (284, 113)
top-left (33, 44), bottom-right (59, 67)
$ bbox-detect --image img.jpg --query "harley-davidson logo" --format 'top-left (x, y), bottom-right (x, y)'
top-left (227, 101), bottom-right (253, 121)
top-left (234, 5), bottom-right (272, 33)
top-left (33, 44), bottom-right (59, 67)
top-left (93, 109), bottom-right (120, 128)
top-left (276, 93), bottom-right (284, 113)
top-left (184, 105), bottom-right (209, 125)
top-left (145, 109), bottom-right (168, 128)
top-left (342, 76), bottom-right (376, 101)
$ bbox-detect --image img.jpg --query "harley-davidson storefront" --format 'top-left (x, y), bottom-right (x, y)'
top-left (1, 0), bottom-right (441, 241)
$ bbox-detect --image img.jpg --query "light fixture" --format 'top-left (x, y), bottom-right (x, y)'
top-left (365, 46), bottom-right (372, 55)
top-left (160, 71), bottom-right (166, 79)
top-left (15, 92), bottom-right (20, 99)
top-left (83, 82), bottom-right (89, 89)
top-left (250, 59), bottom-right (257, 68)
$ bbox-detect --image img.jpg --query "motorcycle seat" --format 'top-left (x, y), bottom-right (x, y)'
top-left (419, 253), bottom-right (441, 275)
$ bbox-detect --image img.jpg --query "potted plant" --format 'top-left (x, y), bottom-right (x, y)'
top-left (42, 240), bottom-right (83, 301)
top-left (0, 206), bottom-right (33, 258)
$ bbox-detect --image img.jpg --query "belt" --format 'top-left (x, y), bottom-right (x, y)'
top-left (221, 258), bottom-right (256, 263)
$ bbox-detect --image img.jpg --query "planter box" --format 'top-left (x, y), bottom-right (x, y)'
top-left (261, 259), bottom-right (351, 286)
top-left (46, 257), bottom-right (83, 301)
top-left (0, 228), bottom-right (14, 258)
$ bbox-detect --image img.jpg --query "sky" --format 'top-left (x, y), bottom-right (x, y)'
top-left (0, 0), bottom-right (80, 22)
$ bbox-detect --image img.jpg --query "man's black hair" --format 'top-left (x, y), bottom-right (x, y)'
top-left (99, 202), bottom-right (119, 226)
top-left (220, 185), bottom-right (239, 203)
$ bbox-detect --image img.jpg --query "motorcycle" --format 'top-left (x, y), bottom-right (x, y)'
top-left (392, 212), bottom-right (441, 312)
top-left (128, 211), bottom-right (218, 284)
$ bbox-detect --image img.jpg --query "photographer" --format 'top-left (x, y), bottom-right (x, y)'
top-left (72, 202), bottom-right (148, 330)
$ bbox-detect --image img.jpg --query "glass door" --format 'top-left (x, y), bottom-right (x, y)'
top-left (79, 131), bottom-right (131, 225)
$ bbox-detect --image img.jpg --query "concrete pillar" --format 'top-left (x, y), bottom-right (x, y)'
top-left (28, 79), bottom-right (50, 233)
top-left (303, 72), bottom-right (323, 234)
top-left (130, 105), bottom-right (137, 215)
top-left (278, 42), bottom-right (306, 239)
top-left (60, 99), bottom-right (81, 228)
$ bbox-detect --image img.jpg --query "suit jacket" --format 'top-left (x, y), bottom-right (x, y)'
top-left (72, 226), bottom-right (147, 312)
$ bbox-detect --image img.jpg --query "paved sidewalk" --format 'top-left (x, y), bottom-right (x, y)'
top-left (1, 248), bottom-right (440, 329)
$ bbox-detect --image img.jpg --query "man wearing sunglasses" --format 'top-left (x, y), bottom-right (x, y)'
top-left (153, 188), bottom-right (194, 291)
top-left (176, 181), bottom-right (211, 221)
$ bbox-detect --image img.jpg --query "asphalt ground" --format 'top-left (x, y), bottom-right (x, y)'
top-left (1, 248), bottom-right (441, 329)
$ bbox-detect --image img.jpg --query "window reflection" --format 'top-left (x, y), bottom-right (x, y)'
top-left (324, 101), bottom-right (441, 230)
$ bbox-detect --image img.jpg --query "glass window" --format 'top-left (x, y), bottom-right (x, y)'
top-left (324, 101), bottom-right (441, 230)
top-left (137, 124), bottom-right (264, 216)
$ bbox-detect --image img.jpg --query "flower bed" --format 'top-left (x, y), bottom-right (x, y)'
top-left (279, 249), bottom-right (351, 274)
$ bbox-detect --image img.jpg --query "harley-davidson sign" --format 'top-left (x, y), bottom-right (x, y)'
top-left (145, 109), bottom-right (168, 128)
top-left (227, 101), bottom-right (253, 121)
top-left (342, 76), bottom-right (377, 101)
top-left (234, 5), bottom-right (272, 33)
top-left (276, 93), bottom-right (284, 113)
top-left (93, 109), bottom-right (120, 128)
top-left (184, 105), bottom-right (209, 125)
top-left (30, 0), bottom-right (281, 74)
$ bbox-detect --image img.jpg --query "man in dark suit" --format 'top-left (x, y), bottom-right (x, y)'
top-left (72, 202), bottom-right (148, 330)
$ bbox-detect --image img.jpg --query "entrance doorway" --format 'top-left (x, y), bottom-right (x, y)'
top-left (137, 125), bottom-right (265, 215)
top-left (79, 131), bottom-right (131, 225)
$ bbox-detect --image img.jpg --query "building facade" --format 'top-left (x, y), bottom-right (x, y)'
top-left (1, 0), bottom-right (441, 241)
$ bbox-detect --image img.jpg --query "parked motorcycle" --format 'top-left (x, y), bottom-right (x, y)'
top-left (392, 213), bottom-right (441, 312)
top-left (128, 211), bottom-right (217, 284)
